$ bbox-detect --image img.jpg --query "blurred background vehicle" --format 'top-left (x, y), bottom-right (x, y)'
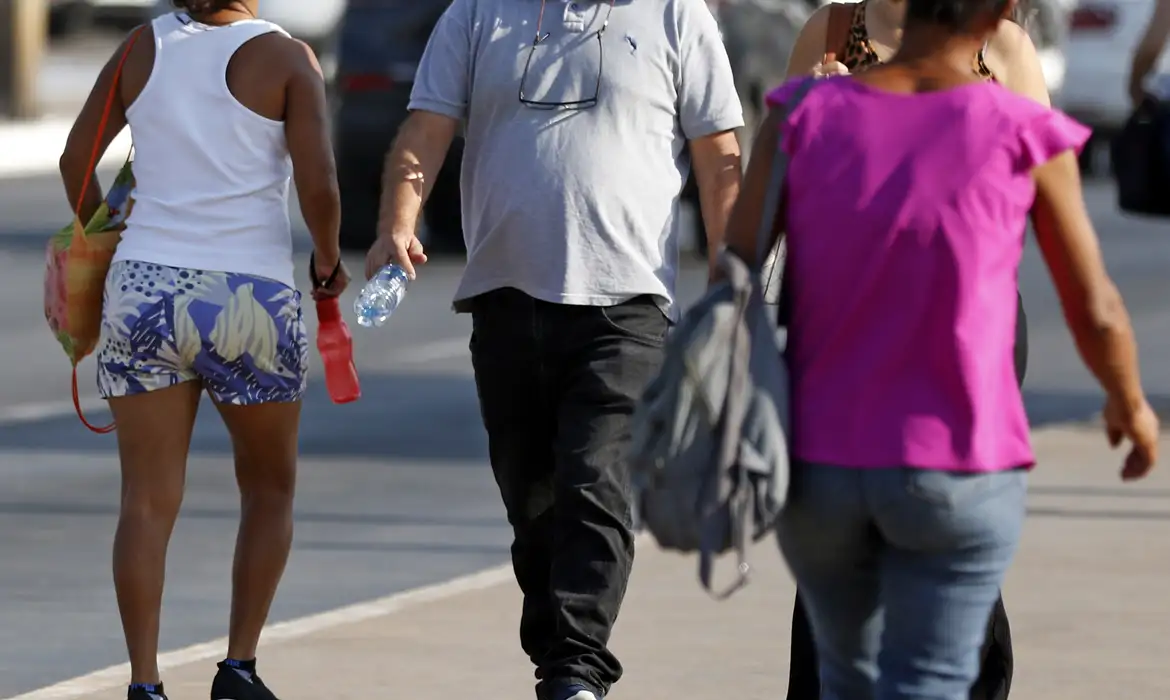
top-left (48, 0), bottom-right (91, 36)
top-left (51, 0), bottom-right (343, 60)
top-left (250, 0), bottom-right (343, 58)
top-left (1057, 0), bottom-right (1170, 174)
top-left (331, 0), bottom-right (464, 253)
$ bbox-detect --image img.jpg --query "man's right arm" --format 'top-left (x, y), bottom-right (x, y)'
top-left (368, 0), bottom-right (472, 278)
top-left (375, 111), bottom-right (459, 256)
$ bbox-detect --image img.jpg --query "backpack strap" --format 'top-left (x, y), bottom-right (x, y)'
top-left (825, 2), bottom-right (854, 60)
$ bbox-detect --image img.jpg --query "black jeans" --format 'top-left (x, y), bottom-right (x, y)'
top-left (468, 288), bottom-right (669, 700)
top-left (783, 292), bottom-right (1027, 700)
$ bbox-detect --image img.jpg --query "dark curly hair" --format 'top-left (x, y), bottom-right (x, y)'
top-left (906, 0), bottom-right (1026, 30)
top-left (172, 0), bottom-right (239, 13)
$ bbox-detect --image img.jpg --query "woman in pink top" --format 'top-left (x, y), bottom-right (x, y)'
top-left (723, 0), bottom-right (1160, 695)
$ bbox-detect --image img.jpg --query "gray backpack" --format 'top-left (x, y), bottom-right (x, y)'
top-left (629, 79), bottom-right (813, 598)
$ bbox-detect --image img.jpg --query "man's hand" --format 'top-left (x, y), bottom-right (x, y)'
top-left (365, 230), bottom-right (427, 281)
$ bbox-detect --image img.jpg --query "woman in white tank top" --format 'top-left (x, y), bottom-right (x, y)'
top-left (57, 2), bottom-right (348, 699)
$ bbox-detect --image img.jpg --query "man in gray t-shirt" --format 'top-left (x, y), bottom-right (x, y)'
top-left (364, 1), bottom-right (742, 698)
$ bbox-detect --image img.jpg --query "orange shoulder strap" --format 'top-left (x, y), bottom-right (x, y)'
top-left (73, 25), bottom-right (146, 436)
top-left (824, 3), bottom-right (853, 61)
top-left (74, 25), bottom-right (145, 226)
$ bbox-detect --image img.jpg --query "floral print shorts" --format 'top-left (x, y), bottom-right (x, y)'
top-left (97, 260), bottom-right (308, 405)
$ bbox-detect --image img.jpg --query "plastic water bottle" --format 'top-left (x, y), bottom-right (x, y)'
top-left (354, 264), bottom-right (409, 328)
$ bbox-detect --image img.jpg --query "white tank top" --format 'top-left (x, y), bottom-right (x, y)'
top-left (115, 12), bottom-right (296, 287)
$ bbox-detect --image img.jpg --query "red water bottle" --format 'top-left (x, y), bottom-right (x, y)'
top-left (315, 297), bottom-right (361, 404)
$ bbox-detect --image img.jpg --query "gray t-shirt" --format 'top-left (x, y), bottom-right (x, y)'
top-left (410, 0), bottom-right (743, 317)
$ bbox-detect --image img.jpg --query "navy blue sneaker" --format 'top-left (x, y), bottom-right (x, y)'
top-left (127, 684), bottom-right (167, 700)
top-left (557, 686), bottom-right (602, 700)
top-left (210, 662), bottom-right (279, 700)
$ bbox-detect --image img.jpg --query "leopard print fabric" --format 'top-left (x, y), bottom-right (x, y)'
top-left (838, 0), bottom-right (995, 79)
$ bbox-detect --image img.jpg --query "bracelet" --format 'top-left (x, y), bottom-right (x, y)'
top-left (309, 252), bottom-right (342, 289)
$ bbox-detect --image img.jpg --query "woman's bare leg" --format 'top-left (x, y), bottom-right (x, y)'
top-left (110, 382), bottom-right (203, 685)
top-left (213, 400), bottom-right (302, 660)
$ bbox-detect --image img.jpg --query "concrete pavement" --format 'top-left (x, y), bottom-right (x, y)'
top-left (19, 427), bottom-right (1169, 700)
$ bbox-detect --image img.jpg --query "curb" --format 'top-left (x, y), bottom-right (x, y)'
top-left (0, 118), bottom-right (133, 180)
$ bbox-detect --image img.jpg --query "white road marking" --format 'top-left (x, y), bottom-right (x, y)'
top-left (0, 564), bottom-right (514, 700)
top-left (0, 336), bottom-right (469, 427)
top-left (0, 397), bottom-right (108, 427)
top-left (0, 119), bottom-right (133, 180)
top-left (376, 336), bottom-right (469, 366)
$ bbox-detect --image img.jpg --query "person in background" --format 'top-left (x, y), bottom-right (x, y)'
top-left (58, 2), bottom-right (347, 699)
top-left (791, 0), bottom-right (1051, 99)
top-left (725, 0), bottom-right (1160, 694)
top-left (777, 0), bottom-right (1051, 696)
top-left (364, 0), bottom-right (743, 698)
top-left (1129, 0), bottom-right (1170, 105)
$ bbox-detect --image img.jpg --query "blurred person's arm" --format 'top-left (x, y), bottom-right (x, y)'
top-left (59, 28), bottom-right (147, 224)
top-left (1130, 0), bottom-right (1170, 104)
top-left (679, 0), bottom-right (745, 278)
top-left (367, 0), bottom-right (471, 280)
top-left (986, 20), bottom-right (1052, 106)
top-left (283, 39), bottom-right (344, 290)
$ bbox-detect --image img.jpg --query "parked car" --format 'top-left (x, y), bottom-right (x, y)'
top-left (1057, 0), bottom-right (1170, 173)
top-left (332, 1), bottom-right (464, 253)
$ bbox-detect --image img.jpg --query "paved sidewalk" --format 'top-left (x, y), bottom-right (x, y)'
top-left (62, 426), bottom-right (1170, 699)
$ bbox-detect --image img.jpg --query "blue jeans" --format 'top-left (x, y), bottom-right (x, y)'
top-left (776, 462), bottom-right (1028, 700)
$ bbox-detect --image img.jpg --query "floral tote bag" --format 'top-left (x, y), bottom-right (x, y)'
top-left (43, 27), bottom-right (143, 434)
